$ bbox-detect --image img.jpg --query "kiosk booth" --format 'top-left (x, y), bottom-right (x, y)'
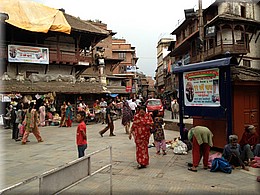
top-left (173, 57), bottom-right (260, 149)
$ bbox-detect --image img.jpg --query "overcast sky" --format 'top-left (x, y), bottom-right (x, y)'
top-left (33, 0), bottom-right (215, 77)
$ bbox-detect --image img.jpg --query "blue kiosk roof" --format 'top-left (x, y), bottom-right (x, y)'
top-left (172, 57), bottom-right (238, 73)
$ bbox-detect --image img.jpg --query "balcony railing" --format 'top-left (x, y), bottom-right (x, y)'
top-left (189, 41), bottom-right (248, 63)
top-left (204, 43), bottom-right (248, 60)
top-left (49, 48), bottom-right (92, 65)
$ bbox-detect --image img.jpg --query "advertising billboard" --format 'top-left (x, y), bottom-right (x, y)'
top-left (8, 45), bottom-right (49, 64)
top-left (183, 68), bottom-right (220, 107)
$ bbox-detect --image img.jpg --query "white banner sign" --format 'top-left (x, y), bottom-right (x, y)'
top-left (183, 68), bottom-right (220, 107)
top-left (8, 45), bottom-right (49, 64)
top-left (126, 66), bottom-right (137, 73)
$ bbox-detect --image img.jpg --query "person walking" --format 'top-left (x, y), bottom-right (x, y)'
top-left (99, 101), bottom-right (116, 137)
top-left (13, 103), bottom-right (23, 141)
top-left (151, 110), bottom-right (166, 155)
top-left (21, 102), bottom-right (43, 144)
top-left (187, 126), bottom-right (213, 172)
top-left (93, 99), bottom-right (101, 123)
top-left (39, 102), bottom-right (46, 127)
top-left (76, 111), bottom-right (87, 158)
top-left (59, 101), bottom-right (67, 127)
top-left (171, 99), bottom-right (179, 119)
top-left (121, 101), bottom-right (133, 134)
top-left (128, 98), bottom-right (137, 117)
top-left (129, 105), bottom-right (153, 169)
top-left (100, 98), bottom-right (107, 124)
top-left (65, 102), bottom-right (73, 127)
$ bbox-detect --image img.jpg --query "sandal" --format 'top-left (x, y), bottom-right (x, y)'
top-left (188, 167), bottom-right (197, 172)
top-left (187, 162), bottom-right (193, 167)
top-left (137, 165), bottom-right (146, 169)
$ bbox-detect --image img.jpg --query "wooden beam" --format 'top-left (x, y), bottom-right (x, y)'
top-left (255, 32), bottom-right (260, 43)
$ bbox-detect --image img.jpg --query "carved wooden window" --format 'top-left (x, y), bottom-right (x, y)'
top-left (243, 59), bottom-right (251, 67)
top-left (118, 52), bottom-right (126, 61)
top-left (241, 6), bottom-right (246, 18)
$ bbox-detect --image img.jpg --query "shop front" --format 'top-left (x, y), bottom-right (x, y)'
top-left (173, 57), bottom-right (260, 149)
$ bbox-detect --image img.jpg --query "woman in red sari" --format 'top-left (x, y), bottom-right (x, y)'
top-left (129, 105), bottom-right (153, 169)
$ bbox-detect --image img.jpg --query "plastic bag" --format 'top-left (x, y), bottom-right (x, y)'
top-left (210, 158), bottom-right (232, 174)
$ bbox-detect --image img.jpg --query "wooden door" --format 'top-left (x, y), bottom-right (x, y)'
top-left (243, 89), bottom-right (259, 134)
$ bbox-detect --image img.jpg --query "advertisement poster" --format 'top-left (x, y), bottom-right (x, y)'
top-left (8, 45), bottom-right (49, 64)
top-left (126, 66), bottom-right (137, 73)
top-left (183, 68), bottom-right (220, 107)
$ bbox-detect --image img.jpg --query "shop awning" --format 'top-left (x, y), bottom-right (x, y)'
top-left (0, 0), bottom-right (71, 34)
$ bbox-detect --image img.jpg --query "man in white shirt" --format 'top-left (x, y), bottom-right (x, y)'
top-left (100, 98), bottom-right (107, 124)
top-left (128, 98), bottom-right (137, 116)
top-left (171, 99), bottom-right (179, 119)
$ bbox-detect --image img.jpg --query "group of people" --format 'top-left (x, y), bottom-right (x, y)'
top-left (77, 97), bottom-right (146, 158)
top-left (125, 104), bottom-right (260, 171)
top-left (92, 97), bottom-right (260, 172)
top-left (98, 98), bottom-right (142, 137)
top-left (187, 125), bottom-right (260, 172)
top-left (127, 104), bottom-right (167, 169)
top-left (10, 96), bottom-right (260, 176)
top-left (9, 101), bottom-right (44, 145)
top-left (59, 101), bottom-right (73, 127)
top-left (223, 125), bottom-right (260, 170)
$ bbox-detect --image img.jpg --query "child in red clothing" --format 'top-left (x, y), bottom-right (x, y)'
top-left (76, 111), bottom-right (87, 158)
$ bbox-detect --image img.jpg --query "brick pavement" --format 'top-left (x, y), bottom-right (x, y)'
top-left (0, 112), bottom-right (259, 194)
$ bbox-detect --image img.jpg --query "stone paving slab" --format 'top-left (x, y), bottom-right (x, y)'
top-left (0, 114), bottom-right (259, 194)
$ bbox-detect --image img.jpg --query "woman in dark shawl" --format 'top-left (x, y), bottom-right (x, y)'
top-left (121, 101), bottom-right (133, 134)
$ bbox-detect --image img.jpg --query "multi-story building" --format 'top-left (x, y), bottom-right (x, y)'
top-left (170, 1), bottom-right (260, 68)
top-left (168, 0), bottom-right (260, 148)
top-left (155, 38), bottom-right (173, 97)
top-left (112, 38), bottom-right (139, 96)
top-left (81, 21), bottom-right (128, 95)
top-left (0, 1), bottom-right (113, 110)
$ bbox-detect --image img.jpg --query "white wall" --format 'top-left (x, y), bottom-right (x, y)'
top-left (218, 1), bottom-right (255, 19)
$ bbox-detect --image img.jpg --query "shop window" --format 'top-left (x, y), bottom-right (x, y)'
top-left (243, 60), bottom-right (251, 67)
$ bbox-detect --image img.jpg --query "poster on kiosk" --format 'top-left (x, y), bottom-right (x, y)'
top-left (183, 68), bottom-right (220, 107)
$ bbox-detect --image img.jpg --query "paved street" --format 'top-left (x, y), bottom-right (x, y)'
top-left (0, 110), bottom-right (259, 194)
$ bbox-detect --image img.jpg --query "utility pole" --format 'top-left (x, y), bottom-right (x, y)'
top-left (198, 0), bottom-right (204, 61)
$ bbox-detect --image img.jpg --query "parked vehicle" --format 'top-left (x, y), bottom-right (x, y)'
top-left (145, 99), bottom-right (164, 117)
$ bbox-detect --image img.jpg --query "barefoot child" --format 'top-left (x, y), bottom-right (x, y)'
top-left (76, 111), bottom-right (87, 158)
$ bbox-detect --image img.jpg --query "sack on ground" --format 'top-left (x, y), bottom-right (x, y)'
top-left (210, 157), bottom-right (232, 174)
top-left (173, 139), bottom-right (188, 154)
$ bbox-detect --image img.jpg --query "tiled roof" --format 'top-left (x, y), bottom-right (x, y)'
top-left (64, 13), bottom-right (109, 35)
top-left (0, 80), bottom-right (105, 94)
top-left (0, 80), bottom-right (129, 94)
top-left (231, 66), bottom-right (260, 82)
